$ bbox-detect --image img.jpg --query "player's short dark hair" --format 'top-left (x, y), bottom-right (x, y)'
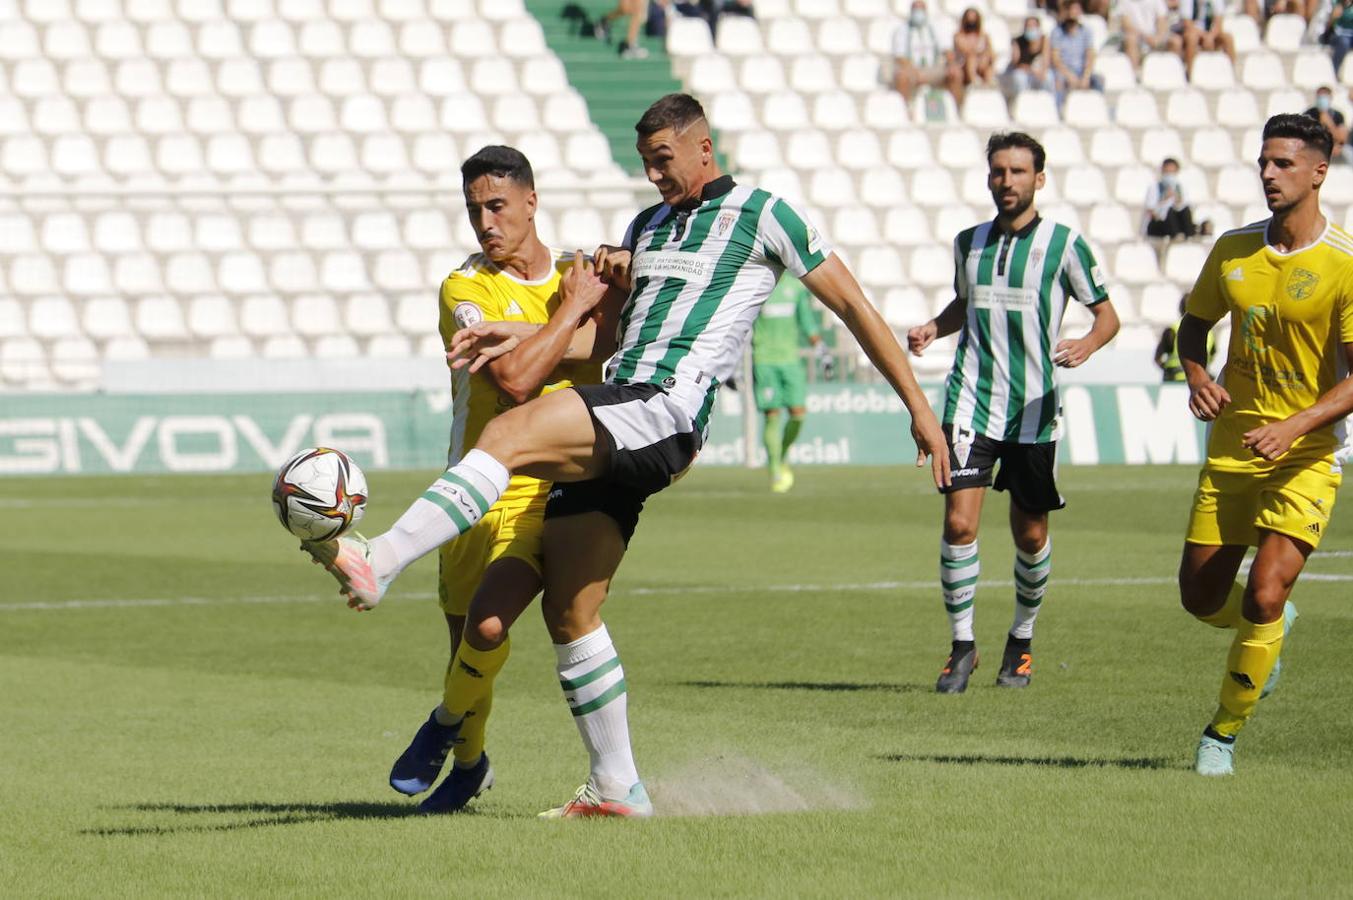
top-left (460, 145), bottom-right (534, 189)
top-left (986, 131), bottom-right (1046, 172)
top-left (1263, 113), bottom-right (1334, 160)
top-left (636, 93), bottom-right (707, 136)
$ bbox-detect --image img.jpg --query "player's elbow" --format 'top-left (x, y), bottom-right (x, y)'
top-left (499, 380), bottom-right (537, 406)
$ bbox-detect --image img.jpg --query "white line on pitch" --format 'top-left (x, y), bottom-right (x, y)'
top-left (7, 573), bottom-right (1353, 612)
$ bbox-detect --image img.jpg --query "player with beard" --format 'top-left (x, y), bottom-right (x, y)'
top-left (908, 131), bottom-right (1120, 693)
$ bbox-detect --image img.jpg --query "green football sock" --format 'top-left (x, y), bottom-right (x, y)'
top-left (781, 415), bottom-right (805, 460)
top-left (763, 416), bottom-right (783, 474)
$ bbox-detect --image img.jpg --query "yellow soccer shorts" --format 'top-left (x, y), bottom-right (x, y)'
top-left (437, 496), bottom-right (546, 616)
top-left (1186, 462), bottom-right (1341, 549)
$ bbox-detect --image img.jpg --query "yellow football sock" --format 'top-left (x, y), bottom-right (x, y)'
top-left (1209, 616), bottom-right (1284, 739)
top-left (1199, 581), bottom-right (1244, 629)
top-left (442, 637), bottom-right (510, 765)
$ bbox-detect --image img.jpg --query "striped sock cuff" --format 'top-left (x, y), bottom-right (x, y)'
top-left (559, 652), bottom-right (627, 718)
top-left (1014, 539), bottom-right (1051, 607)
top-left (940, 538), bottom-right (980, 603)
top-left (421, 453), bottom-right (507, 532)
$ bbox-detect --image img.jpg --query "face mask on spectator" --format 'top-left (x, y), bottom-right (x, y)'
top-left (962, 17), bottom-right (979, 30)
top-left (1317, 94), bottom-right (1332, 112)
top-left (1024, 26), bottom-right (1041, 40)
top-left (910, 8), bottom-right (927, 25)
top-left (1160, 173), bottom-right (1179, 190)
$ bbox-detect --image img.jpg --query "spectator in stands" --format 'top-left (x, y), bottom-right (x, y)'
top-left (1304, 86), bottom-right (1350, 161)
top-left (647, 0), bottom-right (718, 38)
top-left (597, 0), bottom-right (650, 59)
top-left (721, 0), bottom-right (755, 18)
top-left (1119, 0), bottom-right (1179, 70)
top-left (953, 8), bottom-right (997, 95)
top-left (1142, 157), bottom-right (1203, 239)
top-left (1049, 1), bottom-right (1105, 106)
top-left (1245, 0), bottom-right (1319, 25)
top-left (892, 0), bottom-right (964, 104)
top-left (1181, 0), bottom-right (1236, 77)
top-left (1005, 16), bottom-right (1055, 93)
top-left (1329, 1), bottom-right (1353, 78)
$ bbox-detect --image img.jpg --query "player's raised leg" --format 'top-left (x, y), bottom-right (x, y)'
top-left (937, 486), bottom-right (984, 694)
top-left (537, 509), bottom-right (651, 818)
top-left (307, 387), bottom-right (607, 609)
top-left (999, 502), bottom-right (1050, 688)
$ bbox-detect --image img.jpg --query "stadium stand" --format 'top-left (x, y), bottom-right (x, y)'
top-left (0, 0), bottom-right (1339, 388)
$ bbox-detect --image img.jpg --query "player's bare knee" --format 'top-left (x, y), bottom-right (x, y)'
top-left (943, 514), bottom-right (978, 545)
top-left (1245, 580), bottom-right (1289, 623)
top-left (468, 615), bottom-right (508, 649)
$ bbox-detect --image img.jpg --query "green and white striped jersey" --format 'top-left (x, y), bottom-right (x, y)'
top-left (943, 216), bottom-right (1109, 444)
top-left (610, 176), bottom-right (829, 431)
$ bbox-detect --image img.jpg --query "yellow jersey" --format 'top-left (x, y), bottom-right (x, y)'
top-left (438, 249), bottom-right (603, 504)
top-left (1187, 219), bottom-right (1353, 473)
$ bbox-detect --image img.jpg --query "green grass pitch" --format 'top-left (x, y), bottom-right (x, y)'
top-left (4, 464), bottom-right (1352, 897)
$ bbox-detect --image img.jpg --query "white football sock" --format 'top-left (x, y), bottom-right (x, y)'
top-left (370, 449), bottom-right (509, 581)
top-left (555, 624), bottom-right (639, 800)
top-left (1011, 538), bottom-right (1051, 640)
top-left (940, 538), bottom-right (979, 642)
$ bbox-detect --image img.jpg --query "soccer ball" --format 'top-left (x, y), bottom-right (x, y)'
top-left (271, 447), bottom-right (368, 541)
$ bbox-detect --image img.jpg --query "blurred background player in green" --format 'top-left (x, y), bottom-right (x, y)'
top-left (751, 277), bottom-right (829, 492)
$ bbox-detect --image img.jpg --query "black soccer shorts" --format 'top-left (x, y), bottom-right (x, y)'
top-left (940, 423), bottom-right (1066, 513)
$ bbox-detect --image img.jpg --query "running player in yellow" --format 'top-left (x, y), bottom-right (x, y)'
top-left (1177, 114), bottom-right (1353, 776)
top-left (384, 145), bottom-right (613, 812)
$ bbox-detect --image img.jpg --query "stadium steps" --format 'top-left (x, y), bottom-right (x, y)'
top-left (525, 0), bottom-right (684, 174)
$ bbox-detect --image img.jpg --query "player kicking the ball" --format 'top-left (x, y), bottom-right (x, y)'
top-left (1176, 114), bottom-right (1353, 776)
top-left (908, 132), bottom-right (1119, 693)
top-left (305, 93), bottom-right (949, 817)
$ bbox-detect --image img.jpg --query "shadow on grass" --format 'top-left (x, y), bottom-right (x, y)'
top-left (83, 800), bottom-right (427, 837)
top-left (881, 753), bottom-right (1177, 770)
top-left (679, 679), bottom-right (928, 694)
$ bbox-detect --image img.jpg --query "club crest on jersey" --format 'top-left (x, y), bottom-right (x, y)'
top-left (715, 210), bottom-right (738, 236)
top-left (1029, 249), bottom-right (1044, 270)
top-left (1286, 267), bottom-right (1319, 300)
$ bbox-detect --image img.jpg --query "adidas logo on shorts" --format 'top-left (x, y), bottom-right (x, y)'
top-left (1306, 521), bottom-right (1322, 537)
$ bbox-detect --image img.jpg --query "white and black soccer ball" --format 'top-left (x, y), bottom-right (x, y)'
top-left (271, 447), bottom-right (368, 541)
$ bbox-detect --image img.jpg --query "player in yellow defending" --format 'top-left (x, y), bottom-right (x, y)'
top-left (384, 146), bottom-right (615, 812)
top-left (1176, 114), bottom-right (1353, 776)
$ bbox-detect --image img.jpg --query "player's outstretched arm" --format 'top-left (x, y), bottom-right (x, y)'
top-left (458, 252), bottom-right (611, 404)
top-left (801, 253), bottom-right (951, 488)
top-left (1242, 341), bottom-right (1353, 461)
top-left (1178, 312), bottom-right (1230, 421)
top-left (1053, 299), bottom-right (1120, 368)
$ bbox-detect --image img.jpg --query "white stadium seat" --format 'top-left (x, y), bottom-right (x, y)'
top-left (1114, 89), bottom-right (1161, 128)
top-left (1163, 242), bottom-right (1210, 284)
top-left (962, 88), bottom-right (1010, 129)
top-left (1290, 51), bottom-right (1336, 90)
top-left (1113, 242), bottom-right (1163, 284)
top-left (1087, 127), bottom-right (1137, 167)
top-left (1086, 203), bottom-right (1136, 244)
top-left (1189, 128), bottom-right (1236, 168)
top-left (1062, 90), bottom-right (1111, 128)
top-left (1190, 52), bottom-right (1235, 91)
top-left (1165, 89), bottom-right (1212, 128)
top-left (1263, 13), bottom-right (1306, 51)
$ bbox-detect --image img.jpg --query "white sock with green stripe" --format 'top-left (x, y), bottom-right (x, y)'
top-left (941, 539), bottom-right (979, 642)
top-left (556, 624), bottom-right (638, 800)
top-left (370, 449), bottom-right (510, 581)
top-left (1011, 539), bottom-right (1051, 640)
